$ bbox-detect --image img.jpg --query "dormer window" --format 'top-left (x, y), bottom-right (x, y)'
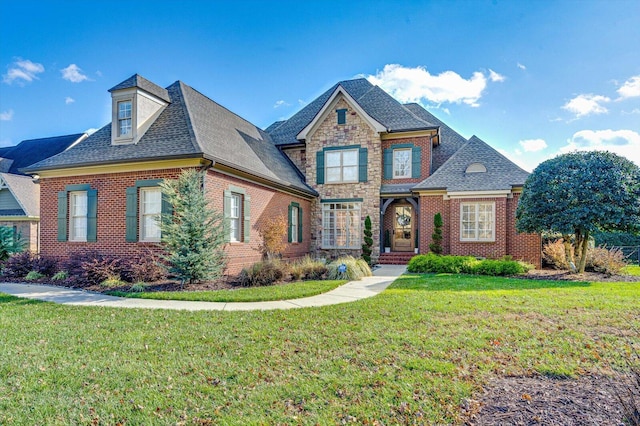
top-left (118, 101), bottom-right (132, 137)
top-left (466, 162), bottom-right (487, 173)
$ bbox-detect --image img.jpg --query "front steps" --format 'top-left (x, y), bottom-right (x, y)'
top-left (377, 252), bottom-right (417, 265)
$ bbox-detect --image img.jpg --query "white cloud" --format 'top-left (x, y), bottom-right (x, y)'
top-left (2, 59), bottom-right (45, 84)
top-left (84, 127), bottom-right (99, 135)
top-left (517, 62), bottom-right (526, 70)
top-left (562, 94), bottom-right (610, 118)
top-left (298, 99), bottom-right (306, 106)
top-left (561, 129), bottom-right (640, 166)
top-left (617, 75), bottom-right (640, 99)
top-left (498, 148), bottom-right (537, 172)
top-left (0, 109), bottom-right (14, 121)
top-left (519, 138), bottom-right (548, 152)
top-left (273, 100), bottom-right (290, 108)
top-left (366, 64), bottom-right (503, 108)
top-left (61, 64), bottom-right (89, 83)
top-left (65, 96), bottom-right (75, 104)
top-left (488, 69), bottom-right (506, 82)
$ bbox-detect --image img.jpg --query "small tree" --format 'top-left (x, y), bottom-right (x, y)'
top-left (160, 169), bottom-right (227, 285)
top-left (257, 214), bottom-right (288, 260)
top-left (361, 216), bottom-right (373, 265)
top-left (0, 226), bottom-right (24, 261)
top-left (516, 151), bottom-right (640, 273)
top-left (429, 213), bottom-right (443, 254)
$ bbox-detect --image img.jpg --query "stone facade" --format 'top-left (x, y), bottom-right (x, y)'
top-left (305, 97), bottom-right (382, 260)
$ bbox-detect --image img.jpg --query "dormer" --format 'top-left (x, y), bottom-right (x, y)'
top-left (108, 74), bottom-right (170, 145)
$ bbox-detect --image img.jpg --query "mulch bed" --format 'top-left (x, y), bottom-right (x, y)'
top-left (462, 374), bottom-right (638, 425)
top-left (522, 269), bottom-right (640, 283)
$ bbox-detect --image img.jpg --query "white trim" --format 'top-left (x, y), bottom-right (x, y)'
top-left (444, 190), bottom-right (511, 200)
top-left (325, 148), bottom-right (359, 184)
top-left (460, 201), bottom-right (495, 242)
top-left (69, 190), bottom-right (88, 242)
top-left (296, 87), bottom-right (386, 140)
top-left (139, 187), bottom-right (162, 242)
top-left (392, 147), bottom-right (412, 179)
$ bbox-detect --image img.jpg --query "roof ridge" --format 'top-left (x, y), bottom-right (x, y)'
top-left (468, 135), bottom-right (529, 174)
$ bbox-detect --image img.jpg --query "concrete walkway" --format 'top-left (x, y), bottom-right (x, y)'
top-left (0, 265), bottom-right (406, 311)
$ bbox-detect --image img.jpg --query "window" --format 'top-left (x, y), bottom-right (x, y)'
top-left (393, 148), bottom-right (411, 178)
top-left (118, 100), bottom-right (132, 137)
top-left (460, 202), bottom-right (495, 241)
top-left (69, 191), bottom-right (88, 242)
top-left (229, 193), bottom-right (242, 242)
top-left (322, 202), bottom-right (361, 248)
top-left (288, 202), bottom-right (303, 243)
top-left (139, 187), bottom-right (162, 242)
top-left (326, 149), bottom-right (358, 183)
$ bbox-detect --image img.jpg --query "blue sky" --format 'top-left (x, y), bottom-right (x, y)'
top-left (1, 0), bottom-right (639, 170)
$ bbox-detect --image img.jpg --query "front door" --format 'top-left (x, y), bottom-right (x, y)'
top-left (392, 205), bottom-right (414, 252)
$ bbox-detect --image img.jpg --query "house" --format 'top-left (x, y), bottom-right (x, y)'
top-left (24, 74), bottom-right (541, 273)
top-left (0, 133), bottom-right (86, 251)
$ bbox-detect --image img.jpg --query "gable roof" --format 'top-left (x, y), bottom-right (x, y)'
top-left (25, 79), bottom-right (316, 196)
top-left (414, 135), bottom-right (530, 192)
top-left (0, 133), bottom-right (85, 175)
top-left (0, 173), bottom-right (39, 217)
top-left (267, 78), bottom-right (434, 146)
top-left (109, 73), bottom-right (170, 103)
top-left (403, 103), bottom-right (468, 172)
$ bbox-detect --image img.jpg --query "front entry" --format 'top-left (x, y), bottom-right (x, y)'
top-left (392, 205), bottom-right (414, 252)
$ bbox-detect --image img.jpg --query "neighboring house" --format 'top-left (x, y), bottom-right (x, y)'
top-left (25, 74), bottom-right (541, 273)
top-left (0, 133), bottom-right (86, 251)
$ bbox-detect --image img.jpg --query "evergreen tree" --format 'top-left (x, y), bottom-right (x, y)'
top-left (160, 169), bottom-right (227, 285)
top-left (361, 216), bottom-right (374, 265)
top-left (429, 213), bottom-right (443, 254)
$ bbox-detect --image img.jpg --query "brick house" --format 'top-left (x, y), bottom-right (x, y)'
top-left (0, 133), bottom-right (86, 252)
top-left (25, 74), bottom-right (541, 272)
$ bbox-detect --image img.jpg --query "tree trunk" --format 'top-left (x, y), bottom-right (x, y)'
top-left (577, 230), bottom-right (589, 273)
top-left (562, 235), bottom-right (576, 272)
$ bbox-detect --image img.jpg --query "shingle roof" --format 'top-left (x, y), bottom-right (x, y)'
top-left (0, 133), bottom-right (85, 175)
top-left (380, 183), bottom-right (416, 195)
top-left (413, 136), bottom-right (529, 191)
top-left (0, 173), bottom-right (39, 217)
top-left (25, 79), bottom-right (316, 196)
top-left (109, 74), bottom-right (170, 103)
top-left (267, 78), bottom-right (434, 146)
top-left (403, 103), bottom-right (468, 172)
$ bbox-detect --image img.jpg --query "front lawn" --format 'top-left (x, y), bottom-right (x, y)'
top-left (1, 274), bottom-right (638, 424)
top-left (622, 264), bottom-right (640, 276)
top-left (106, 279), bottom-right (346, 302)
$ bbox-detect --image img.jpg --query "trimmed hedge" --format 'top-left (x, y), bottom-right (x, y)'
top-left (407, 253), bottom-right (532, 276)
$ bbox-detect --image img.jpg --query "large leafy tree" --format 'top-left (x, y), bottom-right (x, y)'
top-left (160, 169), bottom-right (227, 285)
top-left (516, 151), bottom-right (640, 273)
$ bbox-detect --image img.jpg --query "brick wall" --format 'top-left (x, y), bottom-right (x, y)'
top-left (39, 167), bottom-right (312, 276)
top-left (305, 97), bottom-right (382, 260)
top-left (419, 195), bottom-right (451, 255)
top-left (506, 192), bottom-right (542, 267)
top-left (381, 135), bottom-right (433, 185)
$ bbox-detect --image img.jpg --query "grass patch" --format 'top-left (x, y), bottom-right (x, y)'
top-left (106, 280), bottom-right (346, 302)
top-left (1, 275), bottom-right (638, 424)
top-left (622, 265), bottom-right (640, 276)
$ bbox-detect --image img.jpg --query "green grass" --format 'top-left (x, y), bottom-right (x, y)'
top-left (106, 280), bottom-right (346, 302)
top-left (1, 274), bottom-right (638, 424)
top-left (622, 264), bottom-right (640, 276)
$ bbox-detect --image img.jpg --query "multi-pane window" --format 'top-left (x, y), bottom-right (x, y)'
top-left (291, 205), bottom-right (299, 243)
top-left (322, 202), bottom-right (361, 248)
top-left (460, 202), bottom-right (495, 241)
top-left (69, 191), bottom-right (88, 242)
top-left (393, 148), bottom-right (411, 178)
top-left (325, 149), bottom-right (358, 183)
top-left (140, 187), bottom-right (162, 242)
top-left (118, 100), bottom-right (132, 136)
top-left (229, 193), bottom-right (242, 242)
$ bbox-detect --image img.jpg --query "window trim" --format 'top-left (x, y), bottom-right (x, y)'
top-left (117, 100), bottom-right (132, 137)
top-left (325, 148), bottom-right (359, 184)
top-left (223, 185), bottom-right (251, 243)
top-left (392, 148), bottom-right (412, 179)
top-left (229, 193), bottom-right (242, 243)
top-left (139, 187), bottom-right (162, 242)
top-left (460, 202), bottom-right (495, 242)
top-left (69, 190), bottom-right (88, 242)
top-left (321, 200), bottom-right (362, 249)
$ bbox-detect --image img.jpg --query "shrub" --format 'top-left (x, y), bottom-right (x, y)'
top-left (25, 271), bottom-right (45, 281)
top-left (130, 282), bottom-right (147, 293)
top-left (100, 278), bottom-right (126, 288)
top-left (257, 214), bottom-right (288, 260)
top-left (326, 256), bottom-right (372, 281)
top-left (289, 256), bottom-right (327, 281)
top-left (121, 250), bottom-right (167, 283)
top-left (2, 251), bottom-right (35, 279)
top-left (408, 253), bottom-right (532, 276)
top-left (586, 246), bottom-right (627, 275)
top-left (361, 216), bottom-right (373, 265)
top-left (543, 239), bottom-right (571, 269)
top-left (65, 251), bottom-right (123, 286)
top-left (238, 260), bottom-right (288, 287)
top-left (0, 226), bottom-right (25, 261)
top-left (470, 259), bottom-right (532, 276)
top-left (51, 271), bottom-right (68, 281)
top-left (429, 213), bottom-right (443, 254)
top-left (31, 256), bottom-right (59, 277)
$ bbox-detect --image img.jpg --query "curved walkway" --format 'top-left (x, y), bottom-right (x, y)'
top-left (0, 265), bottom-right (406, 311)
